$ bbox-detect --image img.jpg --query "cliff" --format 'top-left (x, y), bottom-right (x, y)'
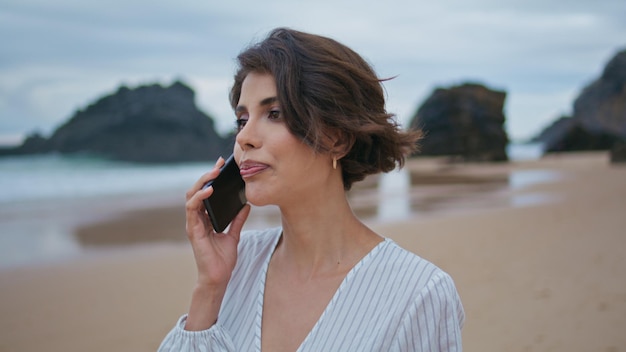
top-left (536, 48), bottom-right (626, 157)
top-left (0, 81), bottom-right (232, 163)
top-left (408, 83), bottom-right (509, 162)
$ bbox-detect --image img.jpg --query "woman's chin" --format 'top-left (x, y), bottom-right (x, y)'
top-left (244, 191), bottom-right (272, 207)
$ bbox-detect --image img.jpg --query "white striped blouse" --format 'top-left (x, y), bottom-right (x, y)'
top-left (159, 227), bottom-right (465, 351)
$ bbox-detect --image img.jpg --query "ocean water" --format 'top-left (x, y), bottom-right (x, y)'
top-left (506, 142), bottom-right (544, 161)
top-left (0, 154), bottom-right (216, 268)
top-left (0, 143), bottom-right (545, 205)
top-left (0, 143), bottom-right (551, 268)
top-left (0, 154), bottom-right (211, 205)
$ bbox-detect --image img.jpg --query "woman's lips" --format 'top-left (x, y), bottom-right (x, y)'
top-left (239, 160), bottom-right (269, 178)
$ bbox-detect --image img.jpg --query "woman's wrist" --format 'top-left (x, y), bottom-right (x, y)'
top-left (184, 284), bottom-right (228, 331)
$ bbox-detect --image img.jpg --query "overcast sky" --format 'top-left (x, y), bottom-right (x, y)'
top-left (1, 0), bottom-right (625, 144)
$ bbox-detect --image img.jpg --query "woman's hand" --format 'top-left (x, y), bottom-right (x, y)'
top-left (184, 157), bottom-right (250, 330)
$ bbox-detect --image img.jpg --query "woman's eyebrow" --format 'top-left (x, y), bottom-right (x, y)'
top-left (259, 96), bottom-right (278, 106)
top-left (235, 96), bottom-right (278, 114)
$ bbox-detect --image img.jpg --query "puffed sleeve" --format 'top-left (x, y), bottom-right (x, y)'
top-left (157, 314), bottom-right (236, 352)
top-left (392, 272), bottom-right (465, 351)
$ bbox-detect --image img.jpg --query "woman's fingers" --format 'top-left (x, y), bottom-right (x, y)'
top-left (226, 204), bottom-right (251, 241)
top-left (184, 157), bottom-right (227, 236)
top-left (186, 157), bottom-right (225, 201)
top-left (184, 156), bottom-right (250, 244)
top-left (185, 185), bottom-right (213, 238)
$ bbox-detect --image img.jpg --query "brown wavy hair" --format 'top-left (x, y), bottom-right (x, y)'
top-left (230, 28), bottom-right (421, 190)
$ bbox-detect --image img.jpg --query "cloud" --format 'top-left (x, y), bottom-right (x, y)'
top-left (1, 0), bottom-right (625, 142)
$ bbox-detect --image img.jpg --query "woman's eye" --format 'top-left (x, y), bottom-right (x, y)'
top-left (235, 118), bottom-right (248, 131)
top-left (268, 110), bottom-right (281, 120)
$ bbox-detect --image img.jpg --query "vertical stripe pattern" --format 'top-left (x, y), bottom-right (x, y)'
top-left (158, 227), bottom-right (464, 351)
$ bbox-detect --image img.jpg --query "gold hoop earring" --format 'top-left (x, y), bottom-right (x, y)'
top-left (333, 157), bottom-right (337, 170)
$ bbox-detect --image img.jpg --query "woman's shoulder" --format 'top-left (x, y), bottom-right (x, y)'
top-left (380, 239), bottom-right (465, 326)
top-left (371, 238), bottom-right (458, 295)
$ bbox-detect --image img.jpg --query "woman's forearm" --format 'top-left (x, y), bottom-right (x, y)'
top-left (184, 284), bottom-right (227, 331)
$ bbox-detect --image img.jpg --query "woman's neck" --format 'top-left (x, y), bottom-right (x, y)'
top-left (275, 188), bottom-right (381, 280)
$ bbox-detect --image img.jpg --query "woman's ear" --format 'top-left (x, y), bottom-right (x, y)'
top-left (328, 129), bottom-right (354, 160)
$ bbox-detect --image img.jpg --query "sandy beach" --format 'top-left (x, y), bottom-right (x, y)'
top-left (1, 151), bottom-right (625, 351)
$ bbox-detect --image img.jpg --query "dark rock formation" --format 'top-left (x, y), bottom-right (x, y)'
top-left (532, 115), bottom-right (574, 146)
top-left (408, 83), bottom-right (509, 162)
top-left (536, 48), bottom-right (626, 155)
top-left (611, 140), bottom-right (626, 163)
top-left (575, 48), bottom-right (626, 137)
top-left (16, 132), bottom-right (49, 154)
top-left (535, 116), bottom-right (622, 152)
top-left (0, 81), bottom-right (232, 163)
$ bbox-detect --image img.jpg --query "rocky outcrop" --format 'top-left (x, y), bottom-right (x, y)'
top-left (408, 83), bottom-right (509, 161)
top-left (611, 140), bottom-right (626, 163)
top-left (537, 49), bottom-right (626, 155)
top-left (535, 116), bottom-right (621, 151)
top-left (0, 81), bottom-right (232, 163)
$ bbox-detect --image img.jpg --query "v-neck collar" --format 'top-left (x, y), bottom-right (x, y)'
top-left (252, 229), bottom-right (390, 351)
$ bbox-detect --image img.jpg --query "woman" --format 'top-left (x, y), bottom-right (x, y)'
top-left (159, 28), bottom-right (464, 351)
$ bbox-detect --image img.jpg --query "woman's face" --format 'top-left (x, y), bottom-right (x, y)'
top-left (233, 72), bottom-right (333, 207)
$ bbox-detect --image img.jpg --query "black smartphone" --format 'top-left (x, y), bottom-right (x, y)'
top-left (202, 154), bottom-right (247, 233)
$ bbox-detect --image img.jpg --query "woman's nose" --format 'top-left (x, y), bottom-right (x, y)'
top-left (235, 117), bottom-right (260, 151)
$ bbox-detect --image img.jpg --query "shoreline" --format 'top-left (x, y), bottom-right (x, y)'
top-left (0, 151), bottom-right (596, 270)
top-left (72, 152), bottom-right (578, 250)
